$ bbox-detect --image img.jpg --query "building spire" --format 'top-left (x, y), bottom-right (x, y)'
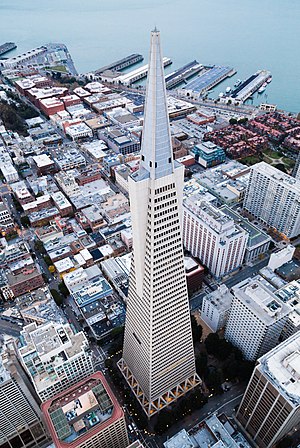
top-left (139, 29), bottom-right (174, 180)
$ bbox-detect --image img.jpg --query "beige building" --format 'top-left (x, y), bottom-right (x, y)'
top-left (237, 331), bottom-right (300, 448)
top-left (118, 30), bottom-right (200, 417)
top-left (42, 372), bottom-right (129, 448)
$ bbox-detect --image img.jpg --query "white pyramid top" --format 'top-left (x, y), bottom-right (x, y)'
top-left (139, 29), bottom-right (174, 180)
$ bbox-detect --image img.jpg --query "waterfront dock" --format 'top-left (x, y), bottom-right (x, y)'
top-left (165, 60), bottom-right (203, 89)
top-left (178, 65), bottom-right (236, 98)
top-left (115, 57), bottom-right (172, 86)
top-left (95, 54), bottom-right (143, 75)
top-left (0, 42), bottom-right (17, 57)
top-left (229, 69), bottom-right (271, 103)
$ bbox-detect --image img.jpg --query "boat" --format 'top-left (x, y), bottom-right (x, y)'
top-left (219, 92), bottom-right (224, 98)
top-left (234, 79), bottom-right (241, 87)
top-left (267, 76), bottom-right (272, 83)
top-left (258, 86), bottom-right (266, 94)
top-left (225, 86), bottom-right (231, 93)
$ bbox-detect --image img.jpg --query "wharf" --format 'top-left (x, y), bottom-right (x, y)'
top-left (179, 65), bottom-right (236, 98)
top-left (165, 60), bottom-right (203, 89)
top-left (95, 53), bottom-right (143, 75)
top-left (115, 57), bottom-right (172, 86)
top-left (0, 42), bottom-right (17, 57)
top-left (229, 69), bottom-right (271, 103)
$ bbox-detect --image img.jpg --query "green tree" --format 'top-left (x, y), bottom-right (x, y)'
top-left (191, 314), bottom-right (203, 344)
top-left (58, 282), bottom-right (69, 298)
top-left (20, 215), bottom-right (30, 228)
top-left (50, 289), bottom-right (64, 306)
top-left (44, 255), bottom-right (52, 266)
top-left (204, 333), bottom-right (220, 356)
top-left (229, 118), bottom-right (238, 125)
top-left (34, 240), bottom-right (46, 255)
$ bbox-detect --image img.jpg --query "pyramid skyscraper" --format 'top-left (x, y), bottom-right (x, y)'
top-left (118, 29), bottom-right (201, 417)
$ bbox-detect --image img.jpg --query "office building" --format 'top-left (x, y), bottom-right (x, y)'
top-left (0, 350), bottom-right (50, 448)
top-left (42, 372), bottom-right (129, 448)
top-left (118, 29), bottom-right (200, 417)
top-left (225, 277), bottom-right (291, 361)
top-left (183, 198), bottom-right (248, 278)
top-left (18, 322), bottom-right (94, 402)
top-left (237, 332), bottom-right (300, 448)
top-left (201, 285), bottom-right (233, 332)
top-left (244, 162), bottom-right (300, 238)
top-left (194, 141), bottom-right (225, 168)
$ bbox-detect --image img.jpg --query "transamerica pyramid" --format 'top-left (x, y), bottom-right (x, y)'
top-left (118, 29), bottom-right (201, 417)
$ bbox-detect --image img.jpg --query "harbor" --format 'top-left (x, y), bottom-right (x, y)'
top-left (165, 60), bottom-right (203, 89)
top-left (111, 57), bottom-right (172, 86)
top-left (0, 42), bottom-right (17, 57)
top-left (229, 69), bottom-right (271, 103)
top-left (178, 65), bottom-right (236, 99)
top-left (94, 53), bottom-right (143, 75)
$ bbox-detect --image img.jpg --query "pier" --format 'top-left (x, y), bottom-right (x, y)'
top-left (229, 70), bottom-right (271, 103)
top-left (165, 60), bottom-right (203, 89)
top-left (179, 65), bottom-right (236, 98)
top-left (0, 42), bottom-right (17, 57)
top-left (95, 54), bottom-right (143, 75)
top-left (115, 57), bottom-right (172, 86)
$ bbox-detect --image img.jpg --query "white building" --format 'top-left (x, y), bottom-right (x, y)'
top-left (244, 161), bottom-right (300, 238)
top-left (225, 277), bottom-right (291, 361)
top-left (0, 349), bottom-right (50, 447)
top-left (201, 285), bottom-right (233, 332)
top-left (65, 123), bottom-right (93, 141)
top-left (268, 245), bottom-right (295, 271)
top-left (118, 30), bottom-right (200, 417)
top-left (18, 321), bottom-right (94, 402)
top-left (0, 163), bottom-right (19, 183)
top-left (237, 331), bottom-right (300, 448)
top-left (183, 197), bottom-right (248, 278)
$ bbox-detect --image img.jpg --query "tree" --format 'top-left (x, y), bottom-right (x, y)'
top-left (205, 333), bottom-right (220, 356)
top-left (206, 368), bottom-right (223, 392)
top-left (229, 118), bottom-right (237, 125)
top-left (44, 255), bottom-right (52, 266)
top-left (58, 282), bottom-right (69, 298)
top-left (50, 289), bottom-right (64, 306)
top-left (20, 216), bottom-right (30, 228)
top-left (34, 240), bottom-right (46, 255)
top-left (191, 314), bottom-right (203, 344)
top-left (196, 352), bottom-right (208, 377)
top-left (276, 436), bottom-right (294, 448)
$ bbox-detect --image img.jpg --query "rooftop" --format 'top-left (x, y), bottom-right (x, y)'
top-left (232, 277), bottom-right (291, 325)
top-left (258, 332), bottom-right (300, 407)
top-left (19, 322), bottom-right (89, 392)
top-left (42, 372), bottom-right (124, 447)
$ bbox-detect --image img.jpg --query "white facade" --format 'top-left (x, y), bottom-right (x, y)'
top-left (244, 161), bottom-right (300, 238)
top-left (201, 285), bottom-right (233, 332)
top-left (118, 30), bottom-right (200, 417)
top-left (237, 332), bottom-right (300, 448)
top-left (183, 198), bottom-right (248, 278)
top-left (0, 352), bottom-right (49, 447)
top-left (1, 163), bottom-right (19, 183)
top-left (268, 245), bottom-right (295, 271)
top-left (18, 322), bottom-right (94, 402)
top-left (225, 277), bottom-right (291, 361)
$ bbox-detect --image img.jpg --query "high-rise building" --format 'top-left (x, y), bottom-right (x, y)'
top-left (225, 277), bottom-right (291, 361)
top-left (18, 322), bottom-right (94, 402)
top-left (42, 372), bottom-right (129, 448)
top-left (0, 350), bottom-right (50, 448)
top-left (244, 161), bottom-right (300, 238)
top-left (292, 151), bottom-right (300, 179)
top-left (118, 29), bottom-right (200, 417)
top-left (237, 331), bottom-right (300, 448)
top-left (183, 198), bottom-right (248, 278)
top-left (201, 285), bottom-right (233, 332)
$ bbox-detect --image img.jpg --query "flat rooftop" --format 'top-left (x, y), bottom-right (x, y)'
top-left (232, 277), bottom-right (291, 325)
top-left (42, 372), bottom-right (124, 447)
top-left (259, 331), bottom-right (300, 406)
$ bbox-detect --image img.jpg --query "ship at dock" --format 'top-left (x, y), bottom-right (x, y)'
top-left (0, 42), bottom-right (17, 57)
